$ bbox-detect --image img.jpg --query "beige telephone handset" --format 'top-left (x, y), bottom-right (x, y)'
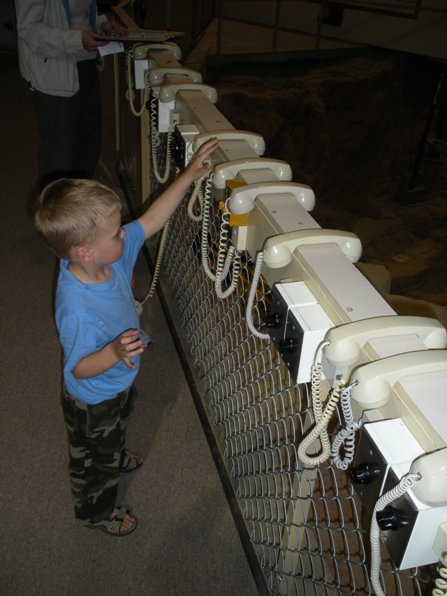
top-left (263, 229), bottom-right (362, 268)
top-left (229, 181), bottom-right (315, 214)
top-left (213, 158), bottom-right (293, 190)
top-left (132, 42), bottom-right (182, 60)
top-left (148, 67), bottom-right (202, 86)
top-left (158, 83), bottom-right (218, 104)
top-left (324, 316), bottom-right (447, 368)
top-left (350, 349), bottom-right (447, 409)
top-left (192, 130), bottom-right (266, 156)
top-left (410, 448), bottom-right (447, 507)
top-left (131, 42), bottom-right (182, 91)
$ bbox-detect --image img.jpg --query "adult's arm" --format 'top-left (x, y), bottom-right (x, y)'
top-left (16, 0), bottom-right (85, 58)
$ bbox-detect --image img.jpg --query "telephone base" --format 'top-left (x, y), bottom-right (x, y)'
top-left (381, 465), bottom-right (447, 569)
top-left (268, 281), bottom-right (332, 384)
top-left (172, 124), bottom-right (200, 168)
top-left (352, 419), bottom-right (424, 517)
top-left (352, 420), bottom-right (447, 569)
top-left (134, 58), bottom-right (149, 90)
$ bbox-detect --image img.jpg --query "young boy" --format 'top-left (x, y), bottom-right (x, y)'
top-left (33, 138), bottom-right (218, 536)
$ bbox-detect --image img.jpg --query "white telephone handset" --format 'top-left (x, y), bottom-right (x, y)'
top-left (148, 67), bottom-right (202, 86)
top-left (159, 83), bottom-right (218, 104)
top-left (263, 229), bottom-right (362, 268)
top-left (324, 316), bottom-right (447, 367)
top-left (410, 448), bottom-right (447, 507)
top-left (133, 42), bottom-right (182, 60)
top-left (213, 158), bottom-right (292, 189)
top-left (229, 181), bottom-right (315, 214)
top-left (350, 349), bottom-right (447, 409)
top-left (192, 130), bottom-right (265, 156)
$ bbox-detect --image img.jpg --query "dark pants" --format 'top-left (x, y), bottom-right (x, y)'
top-left (32, 60), bottom-right (102, 189)
top-left (61, 385), bottom-right (135, 524)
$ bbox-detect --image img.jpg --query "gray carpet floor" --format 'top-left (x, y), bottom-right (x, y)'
top-left (0, 48), bottom-right (258, 596)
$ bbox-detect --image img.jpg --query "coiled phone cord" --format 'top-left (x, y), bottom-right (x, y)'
top-left (214, 197), bottom-right (241, 299)
top-left (245, 251), bottom-right (270, 340)
top-left (330, 383), bottom-right (361, 470)
top-left (125, 47), bottom-right (148, 117)
top-left (200, 175), bottom-right (218, 282)
top-left (433, 553), bottom-right (447, 596)
top-left (138, 219), bottom-right (171, 307)
top-left (297, 362), bottom-right (343, 467)
top-left (187, 176), bottom-right (204, 222)
top-left (149, 94), bottom-right (173, 184)
top-left (199, 175), bottom-right (232, 284)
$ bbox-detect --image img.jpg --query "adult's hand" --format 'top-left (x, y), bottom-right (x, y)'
top-left (101, 20), bottom-right (128, 37)
top-left (82, 30), bottom-right (110, 52)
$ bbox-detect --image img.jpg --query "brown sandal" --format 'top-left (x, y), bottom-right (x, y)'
top-left (85, 506), bottom-right (138, 536)
top-left (121, 449), bottom-right (143, 474)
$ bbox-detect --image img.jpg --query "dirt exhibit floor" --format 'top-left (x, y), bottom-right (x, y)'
top-left (206, 47), bottom-right (447, 325)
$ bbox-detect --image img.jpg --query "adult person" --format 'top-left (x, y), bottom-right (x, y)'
top-left (15, 0), bottom-right (126, 188)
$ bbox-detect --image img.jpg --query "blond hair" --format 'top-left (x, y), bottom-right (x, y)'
top-left (33, 178), bottom-right (122, 259)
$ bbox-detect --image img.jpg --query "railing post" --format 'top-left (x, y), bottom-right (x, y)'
top-left (273, 0), bottom-right (282, 52)
top-left (217, 0), bottom-right (224, 55)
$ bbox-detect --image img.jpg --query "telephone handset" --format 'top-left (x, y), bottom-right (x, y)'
top-left (350, 349), bottom-right (447, 409)
top-left (410, 448), bottom-right (447, 507)
top-left (131, 42), bottom-right (182, 90)
top-left (133, 42), bottom-right (182, 60)
top-left (323, 316), bottom-right (447, 367)
top-left (159, 83), bottom-right (218, 104)
top-left (262, 229), bottom-right (362, 268)
top-left (148, 67), bottom-right (202, 86)
top-left (213, 158), bottom-right (293, 189)
top-left (228, 181), bottom-right (315, 214)
top-left (192, 130), bottom-right (266, 156)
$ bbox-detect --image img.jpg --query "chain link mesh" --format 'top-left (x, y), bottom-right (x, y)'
top-left (148, 136), bottom-right (435, 596)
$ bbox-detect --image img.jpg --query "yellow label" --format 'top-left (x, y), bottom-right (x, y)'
top-left (226, 179), bottom-right (246, 191)
top-left (229, 213), bottom-right (249, 226)
top-left (224, 179), bottom-right (247, 203)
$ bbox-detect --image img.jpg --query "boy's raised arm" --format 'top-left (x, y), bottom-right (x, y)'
top-left (138, 138), bottom-right (219, 240)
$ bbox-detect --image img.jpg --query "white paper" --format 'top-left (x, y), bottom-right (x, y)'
top-left (98, 41), bottom-right (124, 56)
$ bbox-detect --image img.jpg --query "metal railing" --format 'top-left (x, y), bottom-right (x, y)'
top-left (115, 30), bottom-right (444, 595)
top-left (152, 188), bottom-right (435, 594)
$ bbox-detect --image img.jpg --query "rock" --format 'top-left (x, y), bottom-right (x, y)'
top-left (385, 294), bottom-right (447, 329)
top-left (207, 48), bottom-right (447, 307)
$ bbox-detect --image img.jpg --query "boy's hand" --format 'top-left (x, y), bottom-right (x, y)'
top-left (114, 329), bottom-right (145, 369)
top-left (185, 138), bottom-right (219, 182)
top-left (137, 138), bottom-right (219, 240)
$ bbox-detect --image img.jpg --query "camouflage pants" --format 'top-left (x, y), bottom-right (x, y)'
top-left (61, 385), bottom-right (136, 523)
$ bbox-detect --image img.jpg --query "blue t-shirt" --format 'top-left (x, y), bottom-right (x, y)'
top-left (55, 220), bottom-right (145, 404)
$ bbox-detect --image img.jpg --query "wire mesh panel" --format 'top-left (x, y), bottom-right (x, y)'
top-left (155, 183), bottom-right (436, 595)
